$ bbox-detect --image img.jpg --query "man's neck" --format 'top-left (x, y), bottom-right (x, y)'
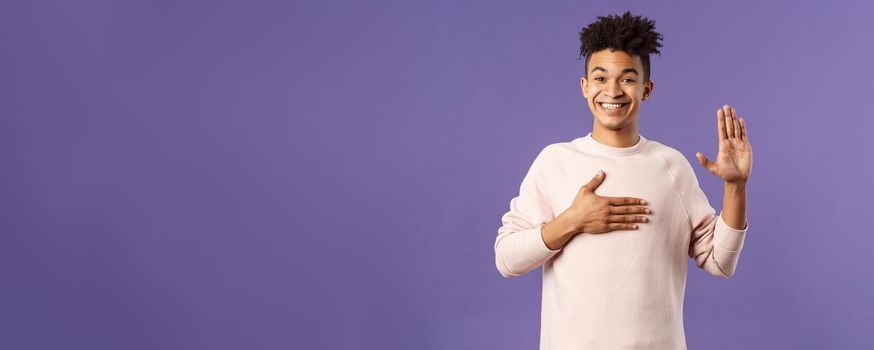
top-left (591, 124), bottom-right (640, 148)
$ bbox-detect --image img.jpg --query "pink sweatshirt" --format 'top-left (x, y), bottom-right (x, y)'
top-left (495, 132), bottom-right (748, 350)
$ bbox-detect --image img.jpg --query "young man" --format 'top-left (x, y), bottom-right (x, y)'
top-left (494, 12), bottom-right (752, 349)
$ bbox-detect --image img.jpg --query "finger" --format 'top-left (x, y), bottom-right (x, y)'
top-left (696, 152), bottom-right (717, 172)
top-left (731, 107), bottom-right (741, 140)
top-left (608, 206), bottom-right (652, 214)
top-left (581, 169), bottom-right (605, 192)
top-left (606, 197), bottom-right (647, 206)
top-left (608, 215), bottom-right (648, 223)
top-left (739, 117), bottom-right (748, 143)
top-left (723, 104), bottom-right (735, 139)
top-left (608, 223), bottom-right (638, 231)
top-left (717, 108), bottom-right (727, 141)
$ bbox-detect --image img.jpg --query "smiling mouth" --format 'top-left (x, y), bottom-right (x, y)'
top-left (598, 102), bottom-right (629, 110)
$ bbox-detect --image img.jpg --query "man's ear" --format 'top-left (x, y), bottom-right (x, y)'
top-left (643, 80), bottom-right (654, 100)
top-left (580, 77), bottom-right (588, 99)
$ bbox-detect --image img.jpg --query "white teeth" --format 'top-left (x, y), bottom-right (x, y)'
top-left (600, 103), bottom-right (624, 110)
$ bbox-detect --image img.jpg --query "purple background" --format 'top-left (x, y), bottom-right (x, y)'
top-left (3, 0), bottom-right (873, 349)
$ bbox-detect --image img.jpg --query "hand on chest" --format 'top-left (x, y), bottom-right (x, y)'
top-left (548, 159), bottom-right (675, 221)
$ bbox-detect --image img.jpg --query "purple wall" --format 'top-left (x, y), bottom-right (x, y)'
top-left (3, 0), bottom-right (873, 349)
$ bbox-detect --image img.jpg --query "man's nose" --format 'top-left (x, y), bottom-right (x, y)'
top-left (604, 82), bottom-right (623, 98)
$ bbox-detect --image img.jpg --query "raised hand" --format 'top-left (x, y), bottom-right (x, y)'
top-left (561, 170), bottom-right (652, 234)
top-left (695, 104), bottom-right (753, 184)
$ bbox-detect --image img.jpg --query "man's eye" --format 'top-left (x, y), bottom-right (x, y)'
top-left (594, 77), bottom-right (605, 82)
top-left (622, 79), bottom-right (635, 83)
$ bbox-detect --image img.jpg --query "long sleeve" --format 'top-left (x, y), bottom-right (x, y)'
top-left (667, 150), bottom-right (748, 278)
top-left (495, 145), bottom-right (562, 278)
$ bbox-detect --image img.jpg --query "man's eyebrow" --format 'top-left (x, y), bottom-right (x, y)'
top-left (590, 66), bottom-right (639, 75)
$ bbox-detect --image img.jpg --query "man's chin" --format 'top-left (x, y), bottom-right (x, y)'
top-left (595, 115), bottom-right (631, 130)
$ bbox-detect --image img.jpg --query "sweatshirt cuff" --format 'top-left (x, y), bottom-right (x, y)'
top-left (715, 212), bottom-right (747, 251)
top-left (520, 224), bottom-right (562, 262)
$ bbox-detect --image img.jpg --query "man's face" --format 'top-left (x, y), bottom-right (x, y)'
top-left (580, 49), bottom-right (654, 131)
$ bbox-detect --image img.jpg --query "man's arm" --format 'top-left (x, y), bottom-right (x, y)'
top-left (721, 182), bottom-right (747, 230)
top-left (686, 188), bottom-right (748, 279)
top-left (689, 104), bottom-right (753, 278)
top-left (494, 146), bottom-right (562, 278)
top-left (496, 143), bottom-right (656, 278)
top-left (497, 163), bottom-right (653, 278)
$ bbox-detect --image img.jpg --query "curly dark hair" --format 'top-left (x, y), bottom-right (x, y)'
top-left (578, 11), bottom-right (663, 82)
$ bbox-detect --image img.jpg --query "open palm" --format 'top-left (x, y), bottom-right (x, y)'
top-left (695, 105), bottom-right (752, 184)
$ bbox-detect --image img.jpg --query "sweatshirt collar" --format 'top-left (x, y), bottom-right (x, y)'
top-left (574, 132), bottom-right (648, 156)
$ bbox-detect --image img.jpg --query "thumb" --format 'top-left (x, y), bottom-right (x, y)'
top-left (582, 170), bottom-right (605, 192)
top-left (695, 152), bottom-right (716, 172)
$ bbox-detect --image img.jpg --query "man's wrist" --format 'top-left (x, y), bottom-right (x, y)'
top-left (724, 181), bottom-right (747, 192)
top-left (540, 214), bottom-right (577, 251)
top-left (554, 212), bottom-right (581, 237)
